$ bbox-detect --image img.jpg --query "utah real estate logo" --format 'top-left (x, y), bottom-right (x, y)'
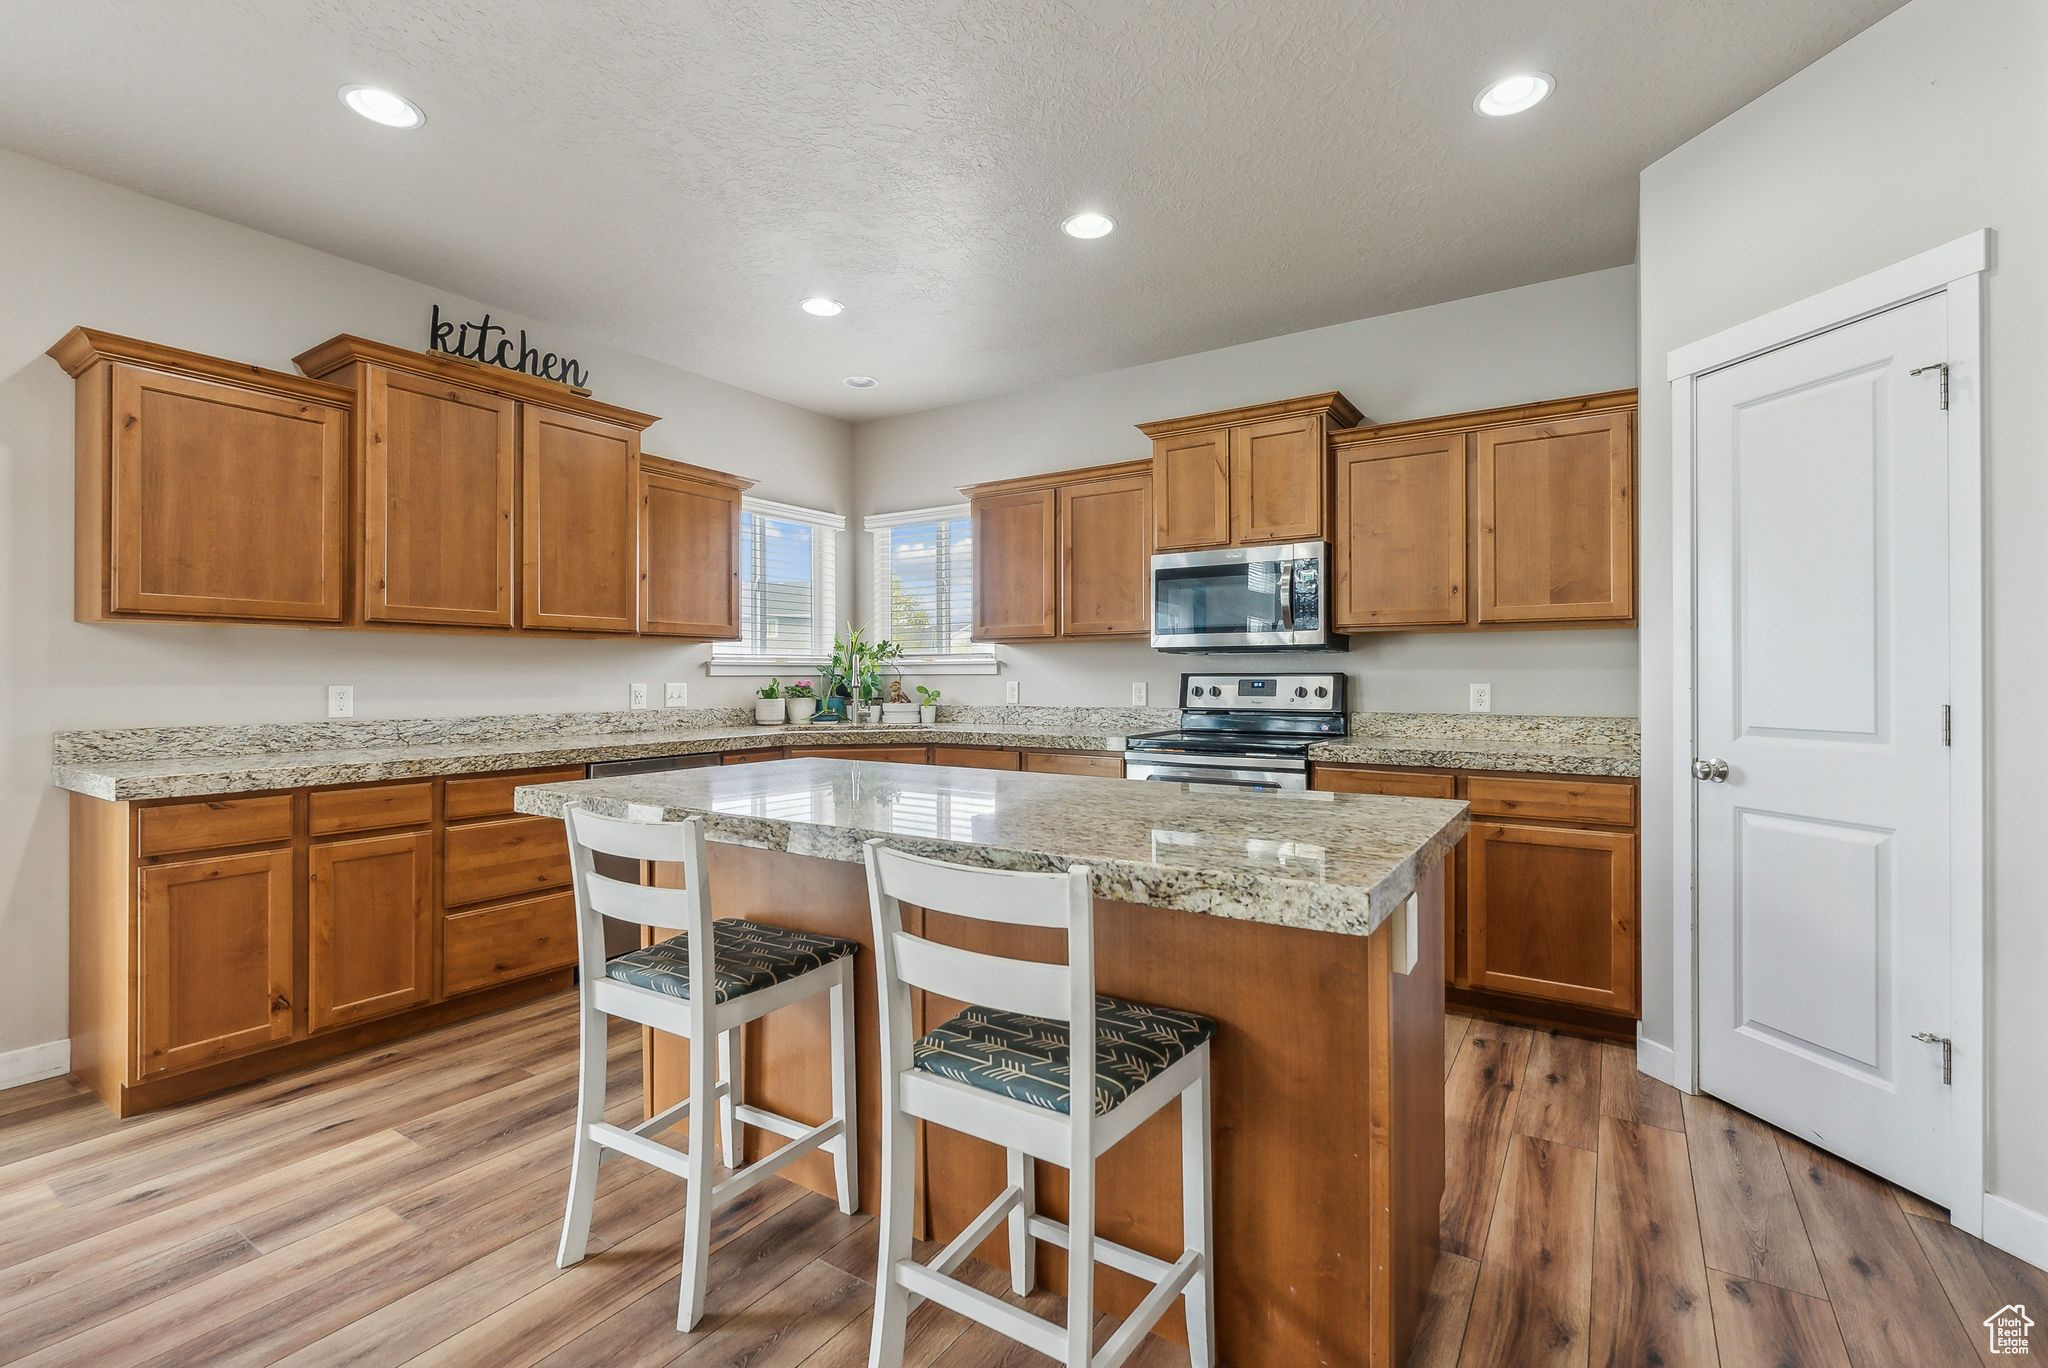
top-left (1985, 1304), bottom-right (2034, 1355)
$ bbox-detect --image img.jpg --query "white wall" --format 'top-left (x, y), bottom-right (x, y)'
top-left (852, 268), bottom-right (1642, 716)
top-left (0, 147), bottom-right (854, 1059)
top-left (1637, 0), bottom-right (2047, 1216)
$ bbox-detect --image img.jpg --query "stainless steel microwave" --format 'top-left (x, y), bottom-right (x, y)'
top-left (1149, 541), bottom-right (1342, 652)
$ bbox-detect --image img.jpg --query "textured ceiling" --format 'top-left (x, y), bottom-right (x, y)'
top-left (0, 0), bottom-right (1901, 418)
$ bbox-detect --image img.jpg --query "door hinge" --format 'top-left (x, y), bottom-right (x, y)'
top-left (1912, 1031), bottom-right (1953, 1084)
top-left (1942, 704), bottom-right (1952, 746)
top-left (1911, 362), bottom-right (1950, 410)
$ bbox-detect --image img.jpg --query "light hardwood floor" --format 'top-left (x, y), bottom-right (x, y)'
top-left (0, 996), bottom-right (2037, 1366)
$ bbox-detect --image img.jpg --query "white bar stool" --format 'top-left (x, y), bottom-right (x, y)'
top-left (556, 806), bottom-right (859, 1330)
top-left (862, 839), bottom-right (1217, 1368)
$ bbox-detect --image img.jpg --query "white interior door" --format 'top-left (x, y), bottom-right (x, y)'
top-left (1693, 293), bottom-right (1952, 1202)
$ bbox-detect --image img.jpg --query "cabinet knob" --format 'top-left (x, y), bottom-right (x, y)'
top-left (272, 994), bottom-right (291, 1013)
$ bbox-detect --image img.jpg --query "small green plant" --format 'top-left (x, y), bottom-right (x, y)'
top-left (829, 624), bottom-right (905, 702)
top-left (786, 679), bottom-right (815, 699)
top-left (755, 678), bottom-right (782, 700)
top-left (914, 685), bottom-right (942, 706)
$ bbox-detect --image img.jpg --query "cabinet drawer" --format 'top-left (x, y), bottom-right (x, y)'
top-left (309, 782), bottom-right (434, 837)
top-left (443, 815), bottom-right (571, 908)
top-left (137, 795), bottom-right (294, 856)
top-left (1023, 751), bottom-right (1124, 779)
top-left (723, 749), bottom-right (783, 764)
top-left (931, 746), bottom-right (1022, 771)
top-left (442, 892), bottom-right (578, 996)
top-left (1461, 775), bottom-right (1634, 827)
top-left (443, 768), bottom-right (584, 822)
top-left (1312, 766), bottom-right (1456, 799)
top-left (787, 746), bottom-right (929, 763)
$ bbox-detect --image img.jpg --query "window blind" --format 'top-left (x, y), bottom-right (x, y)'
top-left (713, 498), bottom-right (842, 661)
top-left (866, 506), bottom-right (980, 656)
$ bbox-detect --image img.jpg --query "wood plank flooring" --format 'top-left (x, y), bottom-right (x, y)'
top-left (0, 997), bottom-right (2036, 1366)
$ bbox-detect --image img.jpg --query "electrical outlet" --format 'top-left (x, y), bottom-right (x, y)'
top-left (629, 683), bottom-right (649, 711)
top-left (1004, 680), bottom-right (1021, 705)
top-left (665, 682), bottom-right (688, 708)
top-left (1130, 682), bottom-right (1147, 706)
top-left (326, 685), bottom-right (354, 719)
top-left (1469, 682), bottom-right (1493, 713)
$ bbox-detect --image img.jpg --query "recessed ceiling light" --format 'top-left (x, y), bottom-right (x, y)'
top-left (800, 297), bottom-right (845, 317)
top-left (1474, 72), bottom-right (1553, 117)
top-left (1059, 211), bottom-right (1116, 240)
top-left (340, 84), bottom-right (425, 129)
top-left (844, 376), bottom-right (878, 389)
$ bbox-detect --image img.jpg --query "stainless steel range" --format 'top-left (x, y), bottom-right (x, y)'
top-left (1123, 671), bottom-right (1346, 792)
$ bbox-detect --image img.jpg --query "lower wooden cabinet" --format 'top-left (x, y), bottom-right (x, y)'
top-left (137, 848), bottom-right (296, 1077)
top-left (786, 745), bottom-right (929, 763)
top-left (1023, 751), bottom-right (1124, 779)
top-left (930, 746), bottom-right (1022, 770)
top-left (1466, 820), bottom-right (1637, 1015)
top-left (443, 892), bottom-right (578, 996)
top-left (309, 830), bottom-right (433, 1031)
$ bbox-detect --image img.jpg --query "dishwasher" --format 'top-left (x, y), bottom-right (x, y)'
top-left (585, 752), bottom-right (721, 957)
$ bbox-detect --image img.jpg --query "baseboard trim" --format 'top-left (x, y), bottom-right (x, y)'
top-left (1634, 1032), bottom-right (1680, 1089)
top-left (1984, 1195), bottom-right (2048, 1273)
top-left (0, 1039), bottom-right (71, 1092)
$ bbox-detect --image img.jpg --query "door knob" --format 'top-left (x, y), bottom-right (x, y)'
top-left (1691, 758), bottom-right (1730, 783)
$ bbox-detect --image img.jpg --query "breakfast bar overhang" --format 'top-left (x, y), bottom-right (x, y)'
top-left (517, 758), bottom-right (1466, 1367)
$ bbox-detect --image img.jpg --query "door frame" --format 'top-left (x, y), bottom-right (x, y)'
top-left (1665, 229), bottom-right (1988, 1234)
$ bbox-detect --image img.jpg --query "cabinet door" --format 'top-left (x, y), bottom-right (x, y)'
top-left (308, 830), bottom-right (433, 1031)
top-left (1152, 429), bottom-right (1232, 551)
top-left (971, 489), bottom-right (1056, 640)
top-left (1230, 414), bottom-right (1326, 545)
top-left (109, 364), bottom-right (347, 621)
top-left (640, 469), bottom-right (741, 638)
top-left (1058, 473), bottom-right (1152, 637)
top-left (138, 849), bottom-right (296, 1075)
top-left (1466, 820), bottom-right (1636, 1014)
top-left (362, 367), bottom-right (516, 627)
top-left (520, 406), bottom-right (640, 632)
top-left (786, 746), bottom-right (929, 763)
top-left (1332, 434), bottom-right (1468, 628)
top-left (1475, 411), bottom-right (1634, 623)
top-left (931, 746), bottom-right (1021, 770)
top-left (443, 815), bottom-right (572, 908)
top-left (1022, 751), bottom-right (1124, 778)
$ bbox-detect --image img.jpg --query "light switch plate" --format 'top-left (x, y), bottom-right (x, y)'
top-left (1004, 680), bottom-right (1021, 705)
top-left (629, 683), bottom-right (649, 710)
top-left (1130, 682), bottom-right (1147, 706)
top-left (1469, 683), bottom-right (1493, 713)
top-left (326, 685), bottom-right (354, 719)
top-left (665, 682), bottom-right (688, 708)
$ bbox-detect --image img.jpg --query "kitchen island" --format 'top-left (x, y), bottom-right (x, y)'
top-left (515, 758), bottom-right (1466, 1368)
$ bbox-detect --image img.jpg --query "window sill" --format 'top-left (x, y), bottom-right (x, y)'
top-left (704, 655), bottom-right (1000, 678)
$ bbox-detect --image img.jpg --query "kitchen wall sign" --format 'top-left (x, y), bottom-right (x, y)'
top-left (428, 304), bottom-right (590, 389)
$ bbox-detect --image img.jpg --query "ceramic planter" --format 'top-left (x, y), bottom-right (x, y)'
top-left (881, 702), bottom-right (919, 724)
top-left (787, 697), bottom-right (818, 723)
top-left (919, 705), bottom-right (938, 724)
top-left (754, 697), bottom-right (787, 724)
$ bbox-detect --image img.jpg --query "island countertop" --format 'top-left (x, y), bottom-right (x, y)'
top-left (513, 756), bottom-right (1466, 937)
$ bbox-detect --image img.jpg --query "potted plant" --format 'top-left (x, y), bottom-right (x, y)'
top-left (830, 624), bottom-right (905, 723)
top-left (785, 679), bottom-right (818, 724)
top-left (753, 677), bottom-right (786, 725)
top-left (914, 684), bottom-right (941, 725)
top-left (881, 679), bottom-right (919, 724)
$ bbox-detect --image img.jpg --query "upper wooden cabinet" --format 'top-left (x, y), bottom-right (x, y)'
top-left (963, 460), bottom-right (1151, 642)
top-left (523, 406), bottom-right (641, 632)
top-left (639, 456), bottom-right (750, 639)
top-left (52, 330), bottom-right (351, 625)
top-left (1058, 470), bottom-right (1153, 637)
top-left (1139, 393), bottom-right (1362, 551)
top-left (1330, 390), bottom-right (1637, 633)
top-left (968, 485), bottom-right (1057, 641)
top-left (350, 361), bottom-right (517, 627)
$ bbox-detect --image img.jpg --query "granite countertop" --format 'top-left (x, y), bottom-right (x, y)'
top-left (1306, 736), bottom-right (1640, 778)
top-left (50, 720), bottom-right (1133, 803)
top-left (513, 759), bottom-right (1467, 938)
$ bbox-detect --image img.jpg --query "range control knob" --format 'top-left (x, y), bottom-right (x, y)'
top-left (1314, 685), bottom-right (1329, 699)
top-left (1293, 686), bottom-right (1308, 698)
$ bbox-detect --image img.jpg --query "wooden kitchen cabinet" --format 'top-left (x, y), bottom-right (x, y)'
top-left (521, 405), bottom-right (641, 633)
top-left (640, 456), bottom-right (750, 638)
top-left (1466, 820), bottom-right (1637, 1015)
top-left (1023, 751), bottom-right (1124, 779)
top-left (308, 829), bottom-right (433, 1031)
top-left (51, 330), bottom-right (352, 625)
top-left (1058, 471), bottom-right (1153, 637)
top-left (1139, 393), bottom-right (1362, 550)
top-left (356, 365), bottom-right (518, 627)
top-left (137, 848), bottom-right (296, 1076)
top-left (968, 485), bottom-right (1057, 641)
top-left (931, 746), bottom-right (1022, 770)
top-left (1475, 411), bottom-right (1635, 623)
top-left (1332, 432), bottom-right (1468, 629)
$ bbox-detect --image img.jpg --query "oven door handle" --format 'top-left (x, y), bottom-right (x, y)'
top-left (1130, 763), bottom-right (1298, 788)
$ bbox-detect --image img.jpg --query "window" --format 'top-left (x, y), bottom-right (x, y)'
top-left (709, 498), bottom-right (842, 671)
top-left (866, 505), bottom-right (996, 671)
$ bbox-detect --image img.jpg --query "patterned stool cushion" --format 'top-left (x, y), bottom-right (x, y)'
top-left (606, 920), bottom-right (857, 1004)
top-left (912, 995), bottom-right (1216, 1116)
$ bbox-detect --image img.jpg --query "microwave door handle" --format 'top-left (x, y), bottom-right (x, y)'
top-left (1277, 559), bottom-right (1293, 630)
